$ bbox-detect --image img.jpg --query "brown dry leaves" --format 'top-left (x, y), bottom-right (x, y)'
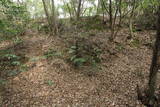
top-left (0, 29), bottom-right (156, 107)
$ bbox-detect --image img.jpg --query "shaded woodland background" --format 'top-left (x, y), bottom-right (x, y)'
top-left (0, 0), bottom-right (160, 106)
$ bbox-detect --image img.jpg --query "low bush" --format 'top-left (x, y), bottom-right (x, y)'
top-left (0, 0), bottom-right (29, 41)
top-left (68, 37), bottom-right (102, 67)
top-left (135, 13), bottom-right (156, 30)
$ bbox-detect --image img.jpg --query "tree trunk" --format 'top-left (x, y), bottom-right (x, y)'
top-left (66, 3), bottom-right (72, 20)
top-left (109, 0), bottom-right (113, 29)
top-left (110, 0), bottom-right (119, 41)
top-left (101, 0), bottom-right (105, 23)
top-left (129, 0), bottom-right (135, 38)
top-left (42, 0), bottom-right (53, 33)
top-left (96, 0), bottom-right (100, 15)
top-left (147, 6), bottom-right (160, 106)
top-left (51, 0), bottom-right (58, 34)
top-left (118, 0), bottom-right (122, 27)
top-left (76, 0), bottom-right (82, 20)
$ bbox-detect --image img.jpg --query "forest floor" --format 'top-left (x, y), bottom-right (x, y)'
top-left (0, 27), bottom-right (157, 106)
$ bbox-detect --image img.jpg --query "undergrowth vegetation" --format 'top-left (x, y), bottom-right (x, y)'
top-left (0, 0), bottom-right (29, 41)
top-left (0, 0), bottom-right (29, 86)
top-left (72, 16), bottom-right (107, 31)
top-left (0, 48), bottom-right (29, 81)
top-left (0, 0), bottom-right (160, 106)
top-left (68, 38), bottom-right (102, 67)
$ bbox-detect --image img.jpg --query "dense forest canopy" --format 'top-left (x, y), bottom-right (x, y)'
top-left (0, 0), bottom-right (160, 106)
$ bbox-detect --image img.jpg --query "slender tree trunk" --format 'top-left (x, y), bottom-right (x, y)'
top-left (109, 0), bottom-right (113, 29)
top-left (101, 0), bottom-right (105, 23)
top-left (66, 3), bottom-right (72, 20)
top-left (71, 0), bottom-right (77, 18)
top-left (129, 0), bottom-right (135, 38)
top-left (109, 0), bottom-right (114, 41)
top-left (110, 0), bottom-right (119, 40)
top-left (129, 18), bottom-right (133, 37)
top-left (111, 2), bottom-right (119, 39)
top-left (147, 6), bottom-right (160, 106)
top-left (96, 0), bottom-right (100, 15)
top-left (76, 0), bottom-right (82, 20)
top-left (118, 0), bottom-right (122, 27)
top-left (42, 0), bottom-right (53, 33)
top-left (51, 0), bottom-right (58, 34)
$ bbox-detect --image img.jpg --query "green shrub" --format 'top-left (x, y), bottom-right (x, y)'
top-left (45, 80), bottom-right (54, 86)
top-left (116, 43), bottom-right (125, 51)
top-left (0, 79), bottom-right (7, 85)
top-left (0, 48), bottom-right (29, 77)
top-left (135, 13), bottom-right (156, 30)
top-left (130, 39), bottom-right (141, 48)
top-left (0, 53), bottom-right (21, 67)
top-left (0, 0), bottom-right (30, 41)
top-left (68, 41), bottom-right (102, 67)
top-left (44, 49), bottom-right (62, 58)
top-left (13, 37), bottom-right (23, 44)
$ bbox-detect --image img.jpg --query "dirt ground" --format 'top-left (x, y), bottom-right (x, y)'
top-left (0, 29), bottom-right (157, 107)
